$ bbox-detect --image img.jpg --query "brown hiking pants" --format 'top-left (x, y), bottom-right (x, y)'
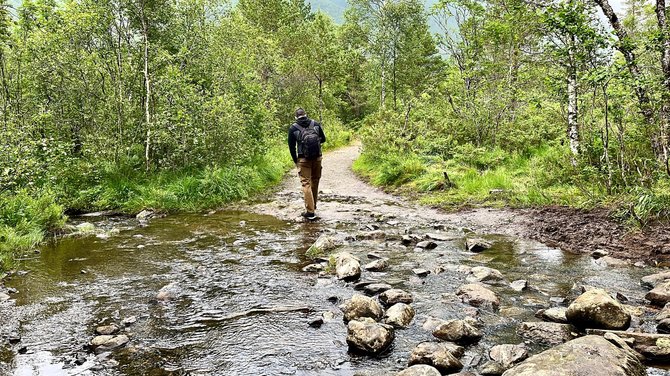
top-left (297, 157), bottom-right (322, 213)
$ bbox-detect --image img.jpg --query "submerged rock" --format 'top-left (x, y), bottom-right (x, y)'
top-left (501, 335), bottom-right (645, 376)
top-left (595, 256), bottom-right (630, 268)
top-left (409, 342), bottom-right (463, 374)
top-left (339, 294), bottom-right (384, 322)
top-left (335, 252), bottom-right (361, 281)
top-left (433, 319), bottom-right (482, 344)
top-left (379, 289), bottom-right (413, 306)
top-left (384, 303), bottom-right (415, 328)
top-left (346, 317), bottom-right (394, 355)
top-left (156, 283), bottom-right (179, 301)
top-left (457, 283), bottom-right (500, 310)
top-left (566, 288), bottom-right (630, 330)
top-left (481, 361), bottom-right (507, 376)
top-left (396, 365), bottom-right (441, 376)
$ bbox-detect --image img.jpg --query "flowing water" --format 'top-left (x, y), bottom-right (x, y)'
top-left (1, 145), bottom-right (669, 375)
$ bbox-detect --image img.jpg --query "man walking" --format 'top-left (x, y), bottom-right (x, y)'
top-left (288, 108), bottom-right (326, 220)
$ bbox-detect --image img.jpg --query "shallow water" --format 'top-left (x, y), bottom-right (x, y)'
top-left (0, 210), bottom-right (667, 375)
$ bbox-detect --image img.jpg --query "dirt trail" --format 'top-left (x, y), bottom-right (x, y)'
top-left (254, 143), bottom-right (670, 263)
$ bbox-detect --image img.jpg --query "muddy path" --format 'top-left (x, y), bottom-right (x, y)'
top-left (0, 143), bottom-right (668, 376)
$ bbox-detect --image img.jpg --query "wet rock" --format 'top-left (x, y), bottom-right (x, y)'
top-left (409, 342), bottom-right (463, 374)
top-left (517, 322), bottom-right (577, 346)
top-left (346, 317), bottom-right (394, 355)
top-left (367, 252), bottom-right (384, 260)
top-left (416, 241), bottom-right (438, 250)
top-left (425, 233), bottom-right (454, 242)
top-left (76, 222), bottom-right (96, 234)
top-left (360, 283), bottom-right (394, 295)
top-left (502, 335), bottom-right (645, 376)
top-left (379, 289), bottom-right (413, 306)
top-left (656, 303), bottom-right (670, 333)
top-left (413, 269), bottom-right (430, 277)
top-left (566, 288), bottom-right (630, 330)
top-left (548, 296), bottom-right (566, 305)
top-left (302, 263), bottom-right (324, 272)
top-left (465, 238), bottom-right (492, 253)
top-left (595, 256), bottom-right (630, 268)
top-left (535, 307), bottom-right (568, 323)
top-left (156, 283), bottom-right (179, 301)
top-left (357, 230), bottom-right (387, 241)
top-left (590, 249), bottom-right (609, 259)
top-left (136, 210), bottom-right (155, 221)
top-left (433, 319), bottom-right (482, 344)
top-left (121, 316), bottom-right (137, 327)
top-left (481, 361), bottom-right (506, 376)
top-left (402, 234), bottom-right (423, 246)
top-left (384, 303), bottom-right (415, 328)
top-left (335, 252), bottom-right (361, 281)
top-left (18, 346), bottom-right (27, 354)
top-left (510, 280), bottom-right (528, 292)
top-left (396, 365), bottom-right (441, 376)
top-left (449, 373), bottom-right (477, 376)
top-left (8, 334), bottom-right (21, 344)
top-left (308, 235), bottom-right (338, 255)
top-left (0, 292), bottom-right (10, 302)
top-left (422, 317), bottom-right (447, 332)
top-left (90, 335), bottom-right (129, 350)
top-left (467, 267), bottom-right (505, 285)
top-left (489, 344), bottom-right (528, 368)
top-left (641, 271), bottom-right (670, 289)
top-left (364, 259), bottom-right (389, 272)
top-left (95, 325), bottom-right (119, 335)
top-left (457, 283), bottom-right (500, 310)
top-left (309, 318), bottom-right (324, 328)
top-left (340, 294), bottom-right (384, 322)
top-left (646, 280), bottom-right (670, 306)
top-left (585, 329), bottom-right (670, 361)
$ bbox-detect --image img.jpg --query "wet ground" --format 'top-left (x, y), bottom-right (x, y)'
top-left (0, 144), bottom-right (669, 375)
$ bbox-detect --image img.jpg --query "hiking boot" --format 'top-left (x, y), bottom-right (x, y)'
top-left (302, 212), bottom-right (317, 220)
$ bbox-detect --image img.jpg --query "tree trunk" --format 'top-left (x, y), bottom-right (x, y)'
top-left (141, 4), bottom-right (152, 172)
top-left (594, 0), bottom-right (654, 125)
top-left (603, 85), bottom-right (613, 194)
top-left (656, 0), bottom-right (670, 175)
top-left (318, 76), bottom-right (323, 122)
top-left (380, 58), bottom-right (386, 108)
top-left (567, 36), bottom-right (579, 161)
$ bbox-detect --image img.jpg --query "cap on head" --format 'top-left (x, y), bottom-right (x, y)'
top-left (295, 108), bottom-right (307, 119)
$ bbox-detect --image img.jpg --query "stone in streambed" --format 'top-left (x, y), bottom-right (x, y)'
top-left (95, 325), bottom-right (119, 335)
top-left (566, 288), bottom-right (631, 330)
top-left (433, 319), bottom-right (482, 344)
top-left (396, 365), bottom-right (441, 376)
top-left (335, 252), bottom-right (361, 281)
top-left (365, 259), bottom-right (389, 272)
top-left (416, 241), bottom-right (438, 250)
top-left (489, 344), bottom-right (528, 368)
top-left (156, 283), bottom-right (179, 301)
top-left (360, 283), bottom-right (394, 295)
top-left (384, 303), bottom-right (415, 328)
top-left (413, 269), bottom-right (430, 277)
top-left (535, 307), bottom-right (568, 323)
top-left (307, 235), bottom-right (337, 256)
top-left (481, 361), bottom-right (507, 376)
top-left (339, 294), bottom-right (384, 322)
top-left (657, 303), bottom-right (670, 333)
top-left (517, 322), bottom-right (577, 346)
top-left (379, 289), bottom-right (413, 306)
top-left (409, 342), bottom-right (463, 374)
top-left (641, 271), bottom-right (670, 289)
top-left (90, 335), bottom-right (129, 350)
top-left (510, 280), bottom-right (528, 292)
top-left (501, 335), bottom-right (645, 376)
top-left (646, 280), bottom-right (670, 306)
top-left (346, 317), bottom-right (394, 355)
top-left (467, 266), bottom-right (505, 285)
top-left (465, 238), bottom-right (492, 253)
top-left (457, 283), bottom-right (500, 310)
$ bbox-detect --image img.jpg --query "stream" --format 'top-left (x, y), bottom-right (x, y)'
top-left (1, 145), bottom-right (669, 375)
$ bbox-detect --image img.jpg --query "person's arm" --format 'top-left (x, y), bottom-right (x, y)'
top-left (288, 126), bottom-right (298, 164)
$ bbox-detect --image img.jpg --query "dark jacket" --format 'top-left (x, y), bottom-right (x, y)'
top-left (288, 117), bottom-right (326, 163)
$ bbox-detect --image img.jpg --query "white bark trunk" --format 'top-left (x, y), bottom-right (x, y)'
top-left (567, 38), bottom-right (579, 161)
top-left (141, 6), bottom-right (152, 172)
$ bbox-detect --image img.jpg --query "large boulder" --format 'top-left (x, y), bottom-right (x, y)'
top-left (566, 288), bottom-right (630, 330)
top-left (457, 283), bottom-right (500, 310)
top-left (467, 267), bottom-right (505, 285)
top-left (517, 322), bottom-right (577, 346)
top-left (346, 317), bottom-right (395, 355)
top-left (339, 294), bottom-right (384, 322)
top-left (396, 365), bottom-right (442, 376)
top-left (433, 319), bottom-right (482, 344)
top-left (646, 280), bottom-right (670, 306)
top-left (335, 252), bottom-right (361, 281)
top-left (384, 303), bottom-right (415, 328)
top-left (379, 289), bottom-right (413, 306)
top-left (409, 342), bottom-right (464, 374)
top-left (501, 335), bottom-right (646, 376)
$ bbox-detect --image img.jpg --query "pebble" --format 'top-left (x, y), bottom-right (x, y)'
top-left (413, 269), bottom-right (430, 277)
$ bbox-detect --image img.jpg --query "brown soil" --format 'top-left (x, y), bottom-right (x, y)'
top-left (254, 143), bottom-right (670, 264)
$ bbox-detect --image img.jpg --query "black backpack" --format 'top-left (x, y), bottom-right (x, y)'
top-left (298, 120), bottom-right (321, 158)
